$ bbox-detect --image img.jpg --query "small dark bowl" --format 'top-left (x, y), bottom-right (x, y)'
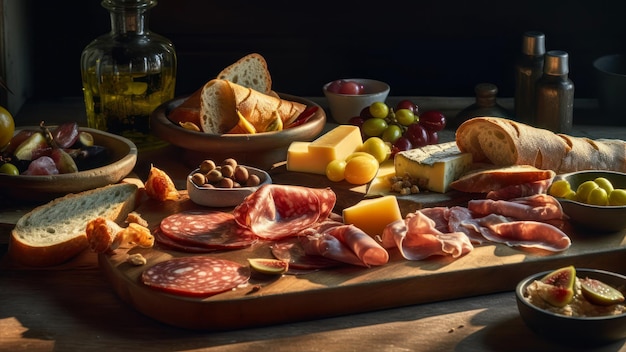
top-left (186, 166), bottom-right (271, 207)
top-left (553, 170), bottom-right (626, 232)
top-left (516, 268), bottom-right (626, 345)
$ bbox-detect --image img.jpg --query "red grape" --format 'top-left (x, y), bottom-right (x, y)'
top-left (427, 131), bottom-right (439, 144)
top-left (359, 106), bottom-right (374, 119)
top-left (419, 110), bottom-right (446, 132)
top-left (393, 136), bottom-right (413, 154)
top-left (52, 122), bottom-right (80, 148)
top-left (396, 99), bottom-right (418, 114)
top-left (405, 123), bottom-right (428, 147)
top-left (338, 81), bottom-right (363, 95)
top-left (348, 116), bottom-right (365, 127)
top-left (326, 80), bottom-right (345, 93)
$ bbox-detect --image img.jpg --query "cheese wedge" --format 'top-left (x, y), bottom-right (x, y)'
top-left (343, 195), bottom-right (402, 237)
top-left (286, 125), bottom-right (363, 174)
top-left (394, 142), bottom-right (472, 193)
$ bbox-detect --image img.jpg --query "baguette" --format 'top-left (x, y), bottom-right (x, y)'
top-left (9, 183), bottom-right (139, 267)
top-left (455, 117), bottom-right (626, 174)
top-left (216, 53), bottom-right (272, 95)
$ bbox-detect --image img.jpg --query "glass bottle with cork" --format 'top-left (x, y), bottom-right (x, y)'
top-left (81, 0), bottom-right (176, 150)
top-left (514, 31), bottom-right (545, 124)
top-left (535, 50), bottom-right (574, 133)
top-left (452, 83), bottom-right (512, 129)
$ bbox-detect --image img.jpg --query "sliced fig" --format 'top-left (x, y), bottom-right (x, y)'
top-left (248, 258), bottom-right (288, 275)
top-left (13, 132), bottom-right (49, 161)
top-left (536, 266), bottom-right (577, 307)
top-left (51, 148), bottom-right (78, 173)
top-left (580, 277), bottom-right (625, 306)
top-left (541, 265), bottom-right (576, 290)
top-left (78, 131), bottom-right (94, 147)
top-left (51, 122), bottom-right (80, 148)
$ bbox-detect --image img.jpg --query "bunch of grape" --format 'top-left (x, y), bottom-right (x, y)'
top-left (348, 99), bottom-right (446, 155)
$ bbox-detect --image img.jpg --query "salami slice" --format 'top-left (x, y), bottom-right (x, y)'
top-left (233, 184), bottom-right (337, 240)
top-left (154, 228), bottom-right (217, 253)
top-left (141, 257), bottom-right (250, 297)
top-left (159, 210), bottom-right (257, 250)
top-left (271, 237), bottom-right (342, 271)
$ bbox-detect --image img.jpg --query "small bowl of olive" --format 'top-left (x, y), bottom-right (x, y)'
top-left (548, 170), bottom-right (626, 232)
top-left (186, 158), bottom-right (272, 208)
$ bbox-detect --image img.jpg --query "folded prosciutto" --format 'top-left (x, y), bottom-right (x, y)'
top-left (233, 184), bottom-right (336, 240)
top-left (298, 220), bottom-right (389, 267)
top-left (382, 211), bottom-right (474, 261)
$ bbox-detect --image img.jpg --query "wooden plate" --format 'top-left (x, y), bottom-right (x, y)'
top-left (0, 127), bottom-right (137, 203)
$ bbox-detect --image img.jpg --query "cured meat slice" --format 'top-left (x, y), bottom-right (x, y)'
top-left (450, 165), bottom-right (555, 194)
top-left (159, 210), bottom-right (257, 250)
top-left (141, 257), bottom-right (250, 297)
top-left (233, 184), bottom-right (337, 240)
top-left (153, 228), bottom-right (217, 253)
top-left (382, 211), bottom-right (473, 261)
top-left (486, 179), bottom-right (552, 200)
top-left (474, 216), bottom-right (571, 252)
top-left (271, 237), bottom-right (342, 271)
top-left (467, 194), bottom-right (565, 222)
top-left (299, 220), bottom-right (389, 267)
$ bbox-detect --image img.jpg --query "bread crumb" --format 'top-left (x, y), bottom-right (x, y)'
top-left (127, 253), bottom-right (147, 266)
top-left (125, 211), bottom-right (148, 227)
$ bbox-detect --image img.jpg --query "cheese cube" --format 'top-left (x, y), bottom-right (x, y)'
top-left (394, 142), bottom-right (472, 193)
top-left (286, 125), bottom-right (363, 174)
top-left (343, 195), bottom-right (402, 237)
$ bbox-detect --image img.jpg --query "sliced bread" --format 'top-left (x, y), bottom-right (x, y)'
top-left (9, 183), bottom-right (139, 267)
top-left (216, 53), bottom-right (272, 95)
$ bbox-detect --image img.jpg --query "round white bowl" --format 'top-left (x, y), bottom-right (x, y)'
top-left (323, 78), bottom-right (390, 124)
top-left (186, 166), bottom-right (272, 207)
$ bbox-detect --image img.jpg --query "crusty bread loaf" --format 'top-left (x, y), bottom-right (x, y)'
top-left (455, 117), bottom-right (626, 173)
top-left (9, 183), bottom-right (138, 267)
top-left (199, 79), bottom-right (306, 134)
top-left (217, 53), bottom-right (272, 95)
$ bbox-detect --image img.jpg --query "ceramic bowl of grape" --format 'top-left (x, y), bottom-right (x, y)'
top-left (0, 123), bottom-right (137, 204)
top-left (323, 78), bottom-right (390, 124)
top-left (186, 158), bottom-right (272, 208)
top-left (516, 266), bottom-right (626, 345)
top-left (548, 170), bottom-right (626, 232)
top-left (150, 94), bottom-right (325, 171)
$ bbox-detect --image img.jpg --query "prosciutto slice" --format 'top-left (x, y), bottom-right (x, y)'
top-left (299, 220), bottom-right (389, 267)
top-left (468, 194), bottom-right (566, 222)
top-left (382, 211), bottom-right (473, 261)
top-left (233, 184), bottom-right (336, 240)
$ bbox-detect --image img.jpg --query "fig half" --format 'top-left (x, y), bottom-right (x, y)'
top-left (248, 258), bottom-right (288, 275)
top-left (538, 266), bottom-right (576, 307)
top-left (580, 277), bottom-right (625, 306)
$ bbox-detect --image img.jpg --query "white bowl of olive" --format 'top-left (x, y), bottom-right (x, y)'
top-left (548, 170), bottom-right (626, 232)
top-left (186, 158), bottom-right (272, 208)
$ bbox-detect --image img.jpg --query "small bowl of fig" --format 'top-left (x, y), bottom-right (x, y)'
top-left (516, 266), bottom-right (626, 346)
top-left (323, 78), bottom-right (390, 124)
top-left (186, 158), bottom-right (272, 207)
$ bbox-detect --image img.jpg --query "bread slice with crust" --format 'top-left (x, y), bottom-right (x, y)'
top-left (9, 183), bottom-right (138, 267)
top-left (217, 53), bottom-right (272, 95)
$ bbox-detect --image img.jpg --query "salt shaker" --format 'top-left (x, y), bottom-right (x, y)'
top-left (514, 31), bottom-right (545, 124)
top-left (535, 50), bottom-right (574, 133)
top-left (452, 83), bottom-right (512, 129)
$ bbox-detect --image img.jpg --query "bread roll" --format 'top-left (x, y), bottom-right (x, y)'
top-left (199, 79), bottom-right (306, 134)
top-left (455, 117), bottom-right (626, 173)
top-left (9, 183), bottom-right (138, 267)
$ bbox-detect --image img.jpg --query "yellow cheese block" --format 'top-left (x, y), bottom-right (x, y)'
top-left (394, 142), bottom-right (473, 193)
top-left (366, 159), bottom-right (396, 197)
top-left (342, 195), bottom-right (402, 237)
top-left (286, 125), bottom-right (363, 174)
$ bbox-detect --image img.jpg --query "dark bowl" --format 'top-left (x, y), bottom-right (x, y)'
top-left (150, 94), bottom-right (326, 170)
top-left (516, 268), bottom-right (626, 345)
top-left (186, 166), bottom-right (272, 207)
top-left (553, 170), bottom-right (626, 232)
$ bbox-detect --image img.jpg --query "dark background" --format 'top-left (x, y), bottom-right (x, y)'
top-left (30, 0), bottom-right (626, 100)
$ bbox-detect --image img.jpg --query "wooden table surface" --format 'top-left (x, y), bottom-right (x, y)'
top-left (1, 97), bottom-right (626, 352)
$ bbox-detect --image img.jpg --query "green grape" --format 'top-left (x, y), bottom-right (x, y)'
top-left (361, 118), bottom-right (388, 137)
top-left (361, 137), bottom-right (390, 163)
top-left (576, 180), bottom-right (599, 203)
top-left (325, 159), bottom-right (346, 182)
top-left (395, 108), bottom-right (416, 126)
top-left (0, 163), bottom-right (19, 175)
top-left (594, 177), bottom-right (615, 193)
top-left (381, 124), bottom-right (402, 144)
top-left (369, 102), bottom-right (389, 119)
top-left (609, 189), bottom-right (626, 206)
top-left (548, 179), bottom-right (572, 198)
top-left (587, 187), bottom-right (608, 206)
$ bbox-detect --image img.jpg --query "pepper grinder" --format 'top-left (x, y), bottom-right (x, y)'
top-left (535, 50), bottom-right (574, 133)
top-left (514, 31), bottom-right (545, 124)
top-left (452, 83), bottom-right (512, 129)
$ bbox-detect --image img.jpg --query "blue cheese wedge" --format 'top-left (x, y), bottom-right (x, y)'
top-left (394, 142), bottom-right (472, 193)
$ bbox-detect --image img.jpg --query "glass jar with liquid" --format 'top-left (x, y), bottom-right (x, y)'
top-left (81, 0), bottom-right (176, 150)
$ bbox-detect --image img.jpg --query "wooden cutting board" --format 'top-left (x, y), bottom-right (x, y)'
top-left (99, 166), bottom-right (626, 331)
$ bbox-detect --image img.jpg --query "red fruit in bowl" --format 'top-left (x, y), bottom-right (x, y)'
top-left (419, 110), bottom-right (446, 132)
top-left (326, 80), bottom-right (345, 93)
top-left (396, 99), bottom-right (418, 114)
top-left (405, 123), bottom-right (428, 147)
top-left (338, 81), bottom-right (363, 95)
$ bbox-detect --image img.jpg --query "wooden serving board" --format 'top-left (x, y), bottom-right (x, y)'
top-left (99, 166), bottom-right (626, 331)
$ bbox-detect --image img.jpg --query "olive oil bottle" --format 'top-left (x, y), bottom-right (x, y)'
top-left (81, 0), bottom-right (176, 150)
